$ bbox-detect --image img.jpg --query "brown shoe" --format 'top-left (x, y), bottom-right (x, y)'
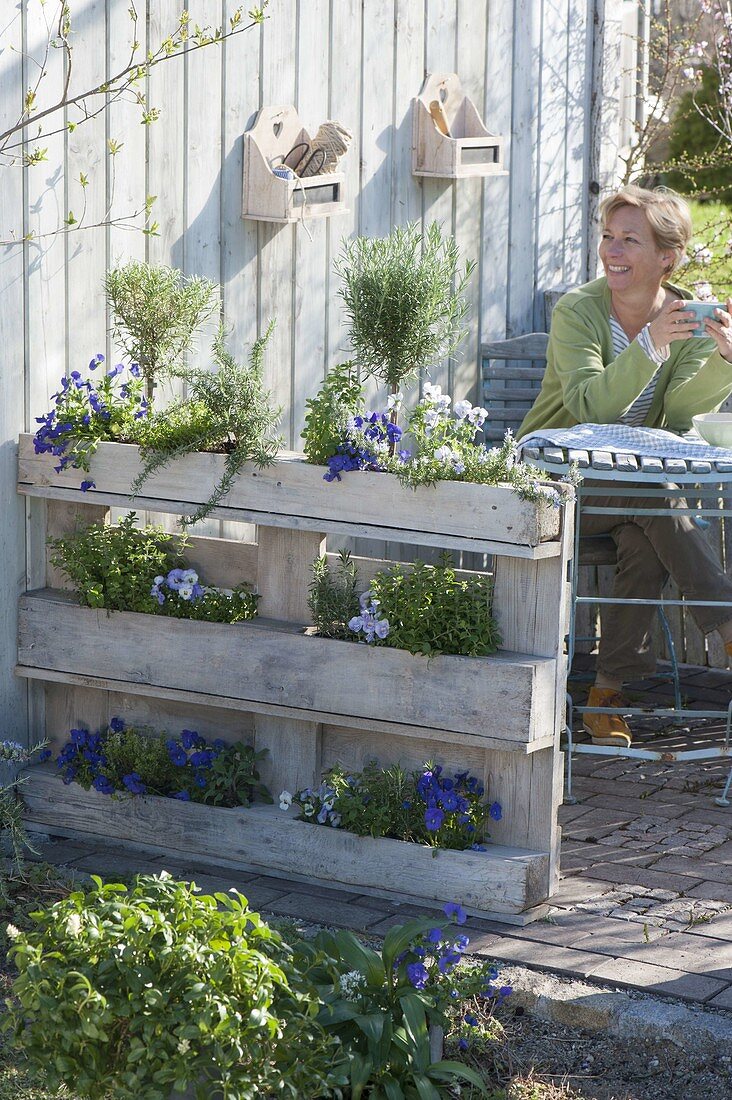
top-left (583, 687), bottom-right (632, 747)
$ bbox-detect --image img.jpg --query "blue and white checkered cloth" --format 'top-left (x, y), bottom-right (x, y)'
top-left (518, 423), bottom-right (732, 461)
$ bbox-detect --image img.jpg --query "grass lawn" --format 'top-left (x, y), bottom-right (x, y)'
top-left (683, 198), bottom-right (732, 300)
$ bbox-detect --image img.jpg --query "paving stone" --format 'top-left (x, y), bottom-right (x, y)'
top-left (681, 910), bottom-right (732, 940)
top-left (573, 777), bottom-right (664, 799)
top-left (67, 849), bottom-right (159, 879)
top-left (704, 840), bottom-right (732, 864)
top-left (559, 843), bottom-right (657, 869)
top-left (550, 876), bottom-right (619, 907)
top-left (265, 892), bottom-right (385, 931)
top-left (650, 855), bottom-right (732, 884)
top-left (707, 986), bottom-right (732, 1011)
top-left (583, 862), bottom-right (704, 893)
top-left (558, 804), bottom-right (597, 824)
top-left (581, 794), bottom-right (689, 819)
top-left (611, 931), bottom-right (732, 982)
top-left (588, 957), bottom-right (729, 1003)
top-left (484, 936), bottom-right (608, 978)
top-left (687, 880), bottom-right (732, 904)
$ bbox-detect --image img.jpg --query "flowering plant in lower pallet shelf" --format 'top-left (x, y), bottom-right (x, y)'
top-left (45, 718), bottom-right (271, 807)
top-left (33, 355), bottom-right (148, 490)
top-left (281, 760), bottom-right (501, 852)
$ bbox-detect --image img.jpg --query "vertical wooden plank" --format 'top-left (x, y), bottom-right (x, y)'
top-left (222, 0), bottom-right (260, 355)
top-left (535, 0), bottom-right (567, 314)
top-left (106, 0), bottom-right (147, 289)
top-left (452, 0), bottom-right (486, 405)
top-left (563, 0), bottom-right (590, 285)
top-left (0, 3), bottom-right (29, 743)
top-left (258, 0), bottom-right (297, 445)
top-left (185, 0), bottom-right (222, 290)
top-left (25, 1), bottom-right (66, 414)
top-left (254, 525), bottom-right (325, 799)
top-left (392, 0), bottom-right (424, 229)
top-left (292, 0), bottom-right (331, 447)
top-left (422, 0), bottom-right (456, 396)
top-left (66, 0), bottom-right (108, 369)
top-left (45, 684), bottom-right (110, 752)
top-left (326, 0), bottom-right (362, 372)
top-left (507, 0), bottom-right (538, 335)
top-left (480, 0), bottom-right (512, 345)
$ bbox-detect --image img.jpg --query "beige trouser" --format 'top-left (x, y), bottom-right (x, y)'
top-left (579, 484), bottom-right (732, 681)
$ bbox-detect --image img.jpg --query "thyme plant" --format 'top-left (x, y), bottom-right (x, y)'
top-left (334, 222), bottom-right (475, 419)
top-left (105, 261), bottom-right (219, 396)
top-left (131, 323), bottom-right (281, 525)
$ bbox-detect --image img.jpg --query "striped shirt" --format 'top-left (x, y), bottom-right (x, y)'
top-left (610, 315), bottom-right (662, 427)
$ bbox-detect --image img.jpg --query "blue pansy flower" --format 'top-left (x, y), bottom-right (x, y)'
top-left (406, 962), bottom-right (429, 990)
top-left (490, 801), bottom-right (502, 821)
top-left (109, 717), bottom-right (125, 733)
top-left (172, 790), bottom-right (191, 801)
top-left (443, 902), bottom-right (467, 925)
top-left (424, 806), bottom-right (444, 832)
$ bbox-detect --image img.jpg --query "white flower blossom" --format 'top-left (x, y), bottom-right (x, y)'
top-left (423, 382), bottom-right (442, 401)
top-left (181, 570), bottom-right (198, 586)
top-left (279, 790), bottom-right (293, 811)
top-left (178, 585), bottom-right (194, 601)
top-left (453, 399), bottom-right (472, 420)
top-left (693, 281), bottom-right (717, 302)
top-left (434, 445), bottom-right (453, 462)
top-left (65, 913), bottom-right (82, 938)
top-left (691, 242), bottom-right (713, 266)
top-left (387, 391), bottom-right (403, 410)
top-left (177, 1039), bottom-right (191, 1055)
top-left (5, 923), bottom-right (20, 940)
top-left (339, 969), bottom-right (367, 998)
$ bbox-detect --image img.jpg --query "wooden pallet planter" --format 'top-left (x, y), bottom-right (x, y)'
top-left (22, 769), bottom-right (549, 915)
top-left (16, 435), bottom-right (573, 920)
top-left (242, 106), bottom-right (347, 223)
top-left (412, 73), bottom-right (506, 179)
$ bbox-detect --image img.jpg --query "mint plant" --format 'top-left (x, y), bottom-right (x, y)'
top-left (6, 873), bottom-right (348, 1100)
top-left (301, 360), bottom-right (363, 465)
top-left (48, 513), bottom-right (258, 623)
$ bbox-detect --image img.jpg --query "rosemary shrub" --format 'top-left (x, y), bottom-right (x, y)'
top-left (334, 222), bottom-right (475, 410)
top-left (131, 324), bottom-right (281, 525)
top-left (308, 550), bottom-right (361, 639)
top-left (105, 261), bottom-right (219, 397)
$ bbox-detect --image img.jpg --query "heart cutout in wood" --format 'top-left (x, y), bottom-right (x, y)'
top-left (273, 121), bottom-right (283, 139)
top-left (439, 86), bottom-right (448, 103)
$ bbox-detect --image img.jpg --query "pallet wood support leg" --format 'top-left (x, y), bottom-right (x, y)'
top-left (254, 526), bottom-right (326, 793)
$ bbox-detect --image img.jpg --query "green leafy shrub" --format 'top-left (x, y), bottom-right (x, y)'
top-left (5, 873), bottom-right (348, 1100)
top-left (666, 66), bottom-right (732, 200)
top-left (308, 549), bottom-right (361, 639)
top-left (365, 554), bottom-right (501, 658)
top-left (334, 222), bottom-right (475, 406)
top-left (131, 324), bottom-right (281, 525)
top-left (48, 513), bottom-right (258, 623)
top-left (286, 760), bottom-right (501, 851)
top-left (105, 260), bottom-right (219, 395)
top-left (301, 360), bottom-right (363, 464)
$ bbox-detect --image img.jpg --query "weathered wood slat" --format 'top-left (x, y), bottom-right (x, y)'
top-left (15, 666), bottom-right (553, 755)
top-left (18, 591), bottom-right (557, 746)
top-left (482, 365), bottom-right (546, 381)
top-left (21, 769), bottom-right (550, 914)
top-left (640, 455), bottom-right (664, 474)
top-left (590, 450), bottom-right (613, 470)
top-left (615, 453), bottom-right (638, 472)
top-left (567, 449), bottom-right (590, 468)
top-left (17, 436), bottom-right (562, 552)
top-left (481, 334), bottom-right (549, 360)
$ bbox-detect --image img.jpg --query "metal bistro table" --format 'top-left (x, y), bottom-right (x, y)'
top-left (522, 441), bottom-right (732, 808)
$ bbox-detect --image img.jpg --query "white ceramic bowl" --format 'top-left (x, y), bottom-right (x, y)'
top-left (692, 413), bottom-right (732, 448)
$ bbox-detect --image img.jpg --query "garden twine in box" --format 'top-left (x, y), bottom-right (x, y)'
top-left (305, 120), bottom-right (352, 175)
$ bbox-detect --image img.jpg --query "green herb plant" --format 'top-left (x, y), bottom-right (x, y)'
top-left (200, 742), bottom-right (272, 807)
top-left (334, 222), bottom-right (475, 420)
top-left (131, 323), bottom-right (281, 525)
top-left (368, 554), bottom-right (501, 658)
top-left (308, 549), bottom-right (361, 639)
top-left (301, 360), bottom-right (363, 464)
top-left (105, 261), bottom-right (219, 397)
top-left (48, 513), bottom-right (258, 623)
top-left (5, 873), bottom-right (349, 1100)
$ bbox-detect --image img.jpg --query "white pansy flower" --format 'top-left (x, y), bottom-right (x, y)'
top-left (181, 570), bottom-right (198, 585)
top-left (434, 445), bottom-right (452, 462)
top-left (178, 585), bottom-right (194, 601)
top-left (387, 391), bottom-right (403, 410)
top-left (423, 382), bottom-right (442, 401)
top-left (279, 790), bottom-right (293, 810)
top-left (453, 399), bottom-right (472, 420)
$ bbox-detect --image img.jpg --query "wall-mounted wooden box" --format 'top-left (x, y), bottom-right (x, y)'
top-left (412, 73), bottom-right (506, 179)
top-left (242, 105), bottom-right (347, 223)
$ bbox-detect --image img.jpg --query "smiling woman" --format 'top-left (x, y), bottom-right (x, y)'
top-left (518, 184), bottom-right (732, 749)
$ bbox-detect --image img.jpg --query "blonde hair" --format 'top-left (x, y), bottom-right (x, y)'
top-left (599, 185), bottom-right (692, 276)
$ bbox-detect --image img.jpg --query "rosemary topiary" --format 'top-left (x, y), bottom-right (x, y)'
top-left (131, 323), bottom-right (281, 525)
top-left (334, 221), bottom-right (475, 415)
top-left (105, 261), bottom-right (219, 397)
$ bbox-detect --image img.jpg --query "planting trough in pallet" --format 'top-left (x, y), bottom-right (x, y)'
top-left (16, 434), bottom-right (574, 921)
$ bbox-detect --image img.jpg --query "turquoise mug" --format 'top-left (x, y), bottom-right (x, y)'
top-left (684, 301), bottom-right (720, 338)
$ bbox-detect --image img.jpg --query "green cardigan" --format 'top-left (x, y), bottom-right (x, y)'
top-left (518, 276), bottom-right (732, 439)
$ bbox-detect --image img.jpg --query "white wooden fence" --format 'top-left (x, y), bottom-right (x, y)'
top-left (0, 0), bottom-right (617, 741)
